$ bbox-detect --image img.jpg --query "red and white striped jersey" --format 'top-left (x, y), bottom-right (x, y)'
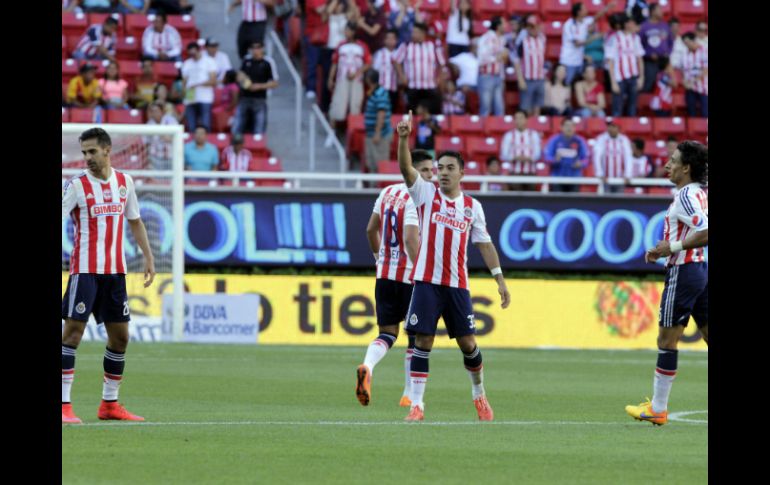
top-left (74, 24), bottom-right (116, 58)
top-left (592, 132), bottom-right (634, 178)
top-left (628, 154), bottom-right (649, 178)
top-left (373, 47), bottom-right (398, 91)
top-left (332, 40), bottom-right (372, 83)
top-left (62, 169), bottom-right (141, 275)
top-left (663, 183), bottom-right (708, 266)
top-left (499, 128), bottom-right (542, 175)
top-left (606, 31), bottom-right (644, 81)
top-left (242, 0), bottom-right (268, 22)
top-left (373, 184), bottom-right (419, 284)
top-left (392, 40), bottom-right (446, 90)
top-left (650, 70), bottom-right (673, 111)
top-left (515, 34), bottom-right (546, 80)
top-left (477, 30), bottom-right (505, 76)
top-left (142, 24), bottom-right (182, 58)
top-left (408, 176), bottom-right (491, 290)
top-left (679, 46), bottom-right (708, 95)
top-left (220, 146), bottom-right (253, 172)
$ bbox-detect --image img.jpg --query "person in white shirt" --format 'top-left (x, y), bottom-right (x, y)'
top-left (181, 42), bottom-right (218, 132)
top-left (559, 0), bottom-right (617, 86)
top-left (592, 120), bottom-right (634, 193)
top-left (449, 39), bottom-right (479, 92)
top-left (145, 102), bottom-right (178, 169)
top-left (141, 13), bottom-right (182, 62)
top-left (476, 17), bottom-right (508, 116)
top-left (606, 14), bottom-right (645, 116)
top-left (446, 0), bottom-right (472, 58)
top-left (203, 38), bottom-right (233, 85)
top-left (668, 17), bottom-right (687, 71)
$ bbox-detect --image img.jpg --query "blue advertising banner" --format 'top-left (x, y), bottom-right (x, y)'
top-left (62, 191), bottom-right (703, 272)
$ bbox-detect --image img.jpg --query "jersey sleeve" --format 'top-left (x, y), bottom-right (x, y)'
top-left (404, 197), bottom-right (419, 227)
top-left (372, 189), bottom-right (385, 215)
top-left (124, 174), bottom-right (141, 220)
top-left (62, 178), bottom-right (78, 221)
top-left (471, 201), bottom-right (492, 244)
top-left (677, 187), bottom-right (708, 232)
top-left (406, 174), bottom-right (435, 208)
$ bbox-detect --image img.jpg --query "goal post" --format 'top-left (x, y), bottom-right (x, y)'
top-left (61, 122), bottom-right (185, 342)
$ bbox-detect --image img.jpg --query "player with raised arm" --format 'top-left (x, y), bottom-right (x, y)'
top-left (356, 150), bottom-right (435, 408)
top-left (626, 141), bottom-right (708, 425)
top-left (396, 111), bottom-right (511, 422)
top-left (61, 128), bottom-right (156, 424)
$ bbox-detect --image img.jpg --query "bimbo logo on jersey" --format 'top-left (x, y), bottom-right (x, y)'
top-left (432, 212), bottom-right (469, 232)
top-left (91, 203), bottom-right (124, 217)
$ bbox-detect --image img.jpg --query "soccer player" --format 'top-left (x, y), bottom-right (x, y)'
top-left (61, 128), bottom-right (156, 424)
top-left (625, 141), bottom-right (708, 426)
top-left (396, 111), bottom-right (511, 422)
top-left (356, 150), bottom-right (435, 408)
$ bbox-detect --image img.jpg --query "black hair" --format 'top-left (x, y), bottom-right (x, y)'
top-left (364, 68), bottom-right (379, 85)
top-left (669, 16), bottom-right (680, 25)
top-left (187, 41), bottom-right (200, 51)
top-left (490, 16), bottom-right (503, 32)
top-left (514, 109), bottom-right (528, 118)
top-left (571, 2), bottom-right (583, 18)
top-left (413, 22), bottom-right (428, 33)
top-left (682, 32), bottom-right (696, 42)
top-left (103, 61), bottom-right (120, 80)
top-left (155, 13), bottom-right (167, 23)
top-left (486, 155), bottom-right (501, 167)
top-left (79, 63), bottom-right (95, 75)
top-left (677, 141), bottom-right (708, 184)
top-left (194, 124), bottom-right (208, 133)
top-left (416, 100), bottom-right (431, 112)
top-left (561, 117), bottom-right (574, 127)
top-left (223, 69), bottom-right (238, 84)
top-left (104, 16), bottom-right (119, 26)
top-left (79, 127), bottom-right (112, 147)
top-left (666, 135), bottom-right (678, 143)
top-left (411, 149), bottom-right (433, 165)
top-left (633, 138), bottom-right (645, 151)
top-left (437, 150), bottom-right (465, 169)
top-left (385, 28), bottom-right (399, 37)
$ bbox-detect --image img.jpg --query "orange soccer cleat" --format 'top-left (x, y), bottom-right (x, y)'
top-left (62, 403), bottom-right (82, 424)
top-left (474, 395), bottom-right (494, 421)
top-left (97, 401), bottom-right (145, 421)
top-left (404, 404), bottom-right (424, 422)
top-left (399, 395), bottom-right (412, 407)
top-left (355, 364), bottom-right (372, 406)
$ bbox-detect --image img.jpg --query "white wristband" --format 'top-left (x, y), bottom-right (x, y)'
top-left (670, 241), bottom-right (684, 253)
top-left (491, 267), bottom-right (502, 276)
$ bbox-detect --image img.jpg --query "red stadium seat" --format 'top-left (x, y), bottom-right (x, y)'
top-left (486, 115), bottom-right (517, 136)
top-left (507, 0), bottom-right (540, 17)
top-left (541, 20), bottom-right (564, 41)
top-left (645, 139), bottom-right (669, 160)
top-left (553, 115), bottom-right (587, 134)
top-left (473, 20), bottom-right (492, 36)
top-left (462, 160), bottom-right (483, 190)
top-left (254, 157), bottom-right (286, 187)
top-left (154, 61), bottom-right (181, 85)
top-left (67, 35), bottom-right (83, 56)
top-left (504, 91), bottom-right (520, 111)
top-left (207, 133), bottom-right (231, 151)
top-left (435, 135), bottom-right (466, 154)
top-left (651, 0), bottom-right (673, 19)
top-left (420, 0), bottom-right (450, 15)
top-left (476, 0), bottom-right (508, 19)
top-left (614, 116), bottom-right (653, 138)
top-left (243, 133), bottom-right (269, 154)
top-left (376, 160), bottom-right (402, 188)
top-left (62, 36), bottom-right (68, 58)
top-left (116, 36), bottom-right (141, 61)
top-left (118, 60), bottom-right (143, 79)
top-left (62, 108), bottom-right (70, 123)
top-left (345, 114), bottom-right (366, 158)
top-left (449, 115), bottom-right (485, 136)
top-left (88, 13), bottom-right (125, 35)
top-left (167, 14), bottom-right (199, 37)
top-left (584, 0), bottom-right (625, 16)
top-left (687, 118), bottom-right (708, 141)
top-left (584, 116), bottom-right (608, 137)
top-left (540, 0), bottom-right (572, 21)
top-left (671, 93), bottom-right (686, 115)
top-left (211, 107), bottom-right (232, 133)
top-left (545, 41), bottom-right (561, 61)
top-left (466, 136), bottom-right (500, 162)
top-left (526, 115), bottom-right (551, 135)
top-left (652, 116), bottom-right (686, 138)
top-left (125, 14), bottom-right (151, 38)
top-left (106, 109), bottom-right (144, 124)
top-left (672, 0), bottom-right (707, 22)
top-left (649, 186), bottom-right (676, 196)
top-left (636, 93), bottom-right (655, 117)
top-left (62, 11), bottom-right (89, 37)
top-left (69, 108), bottom-right (96, 123)
top-left (62, 59), bottom-right (80, 84)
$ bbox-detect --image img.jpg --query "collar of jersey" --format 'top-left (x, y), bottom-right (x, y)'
top-left (86, 167), bottom-right (114, 184)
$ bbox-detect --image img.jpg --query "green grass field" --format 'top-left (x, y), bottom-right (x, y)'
top-left (62, 343), bottom-right (707, 484)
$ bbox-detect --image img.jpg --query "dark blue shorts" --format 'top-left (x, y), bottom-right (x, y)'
top-left (404, 281), bottom-right (475, 339)
top-left (659, 262), bottom-right (708, 328)
top-left (375, 278), bottom-right (414, 327)
top-left (62, 274), bottom-right (130, 324)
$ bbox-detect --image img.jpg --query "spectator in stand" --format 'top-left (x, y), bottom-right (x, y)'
top-left (72, 17), bottom-right (119, 63)
top-left (303, 0), bottom-right (328, 100)
top-left (145, 101), bottom-right (178, 169)
top-left (80, 0), bottom-right (114, 12)
top-left (592, 119), bottom-right (634, 193)
top-left (477, 16), bottom-right (508, 116)
top-left (229, 0), bottom-right (271, 59)
top-left (130, 60), bottom-right (157, 109)
top-left (559, 0), bottom-right (617, 86)
top-left (649, 59), bottom-right (676, 116)
top-left (220, 134), bottom-right (254, 172)
top-left (414, 101), bottom-right (440, 158)
top-left (184, 126), bottom-right (220, 178)
top-left (221, 70), bottom-right (240, 112)
top-left (485, 156), bottom-right (510, 192)
top-left (235, 41), bottom-right (279, 135)
top-left (515, 15), bottom-right (546, 117)
top-left (141, 13), bottom-right (182, 62)
top-left (629, 138), bottom-right (650, 178)
top-left (356, 0), bottom-right (387, 54)
top-left (372, 29), bottom-right (400, 111)
top-left (606, 14), bottom-right (645, 116)
top-left (667, 18), bottom-right (686, 76)
top-left (499, 110), bottom-right (542, 188)
top-left (393, 22), bottom-right (445, 114)
top-left (328, 22), bottom-right (372, 136)
top-left (450, 39), bottom-right (479, 95)
top-left (574, 65), bottom-right (606, 118)
top-left (319, 0), bottom-right (354, 113)
top-left (543, 64), bottom-right (572, 116)
top-left (625, 0), bottom-right (650, 25)
top-left (639, 3), bottom-right (672, 93)
top-left (118, 0), bottom-right (149, 13)
top-left (695, 21), bottom-right (708, 49)
top-left (67, 63), bottom-right (102, 108)
top-left (203, 38), bottom-right (233, 85)
top-left (447, 0), bottom-right (473, 58)
top-left (389, 0), bottom-right (424, 46)
top-left (650, 136), bottom-right (677, 177)
top-left (169, 67), bottom-right (185, 103)
top-left (153, 83), bottom-right (182, 121)
top-left (182, 42), bottom-right (218, 132)
top-left (99, 61), bottom-right (130, 109)
top-left (676, 32), bottom-right (707, 117)
top-left (441, 79), bottom-right (465, 115)
top-left (544, 118), bottom-right (589, 192)
top-left (362, 68), bottom-right (393, 174)
top-left (583, 21), bottom-right (606, 70)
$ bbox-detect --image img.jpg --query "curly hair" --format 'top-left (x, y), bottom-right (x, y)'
top-left (677, 141), bottom-right (708, 185)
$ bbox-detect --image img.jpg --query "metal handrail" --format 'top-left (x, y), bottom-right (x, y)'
top-left (267, 30), bottom-right (302, 147)
top-left (310, 104), bottom-right (348, 187)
